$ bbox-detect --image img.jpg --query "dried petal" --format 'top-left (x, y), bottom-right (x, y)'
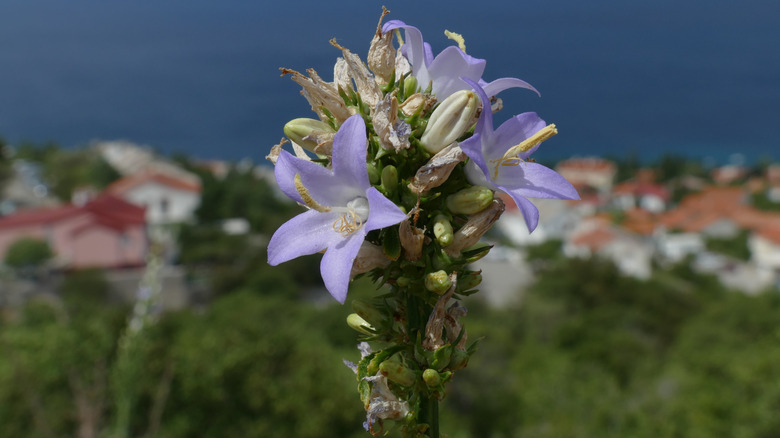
top-left (408, 143), bottom-right (466, 194)
top-left (281, 67), bottom-right (353, 122)
top-left (351, 241), bottom-right (392, 277)
top-left (266, 138), bottom-right (288, 165)
top-left (372, 91), bottom-right (411, 152)
top-left (331, 39), bottom-right (383, 110)
top-left (363, 373), bottom-right (411, 435)
top-left (367, 7), bottom-right (395, 85)
top-left (398, 218), bottom-right (425, 261)
top-left (444, 302), bottom-right (468, 350)
top-left (423, 272), bottom-right (457, 351)
top-left (444, 198), bottom-right (505, 258)
top-left (399, 92), bottom-right (436, 117)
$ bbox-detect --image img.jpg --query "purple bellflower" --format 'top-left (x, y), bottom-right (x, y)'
top-left (459, 78), bottom-right (580, 232)
top-left (267, 115), bottom-right (407, 303)
top-left (382, 20), bottom-right (538, 100)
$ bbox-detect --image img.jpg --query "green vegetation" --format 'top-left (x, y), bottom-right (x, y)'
top-left (704, 229), bottom-right (751, 261)
top-left (3, 250), bottom-right (779, 437)
top-left (752, 191), bottom-right (780, 212)
top-left (4, 237), bottom-right (54, 268)
top-left (14, 141), bottom-right (120, 200)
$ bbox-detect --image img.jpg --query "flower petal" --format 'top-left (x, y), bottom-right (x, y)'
top-left (489, 112), bottom-right (547, 161)
top-left (461, 77), bottom-right (494, 140)
top-left (364, 187), bottom-right (407, 232)
top-left (427, 47), bottom-right (486, 98)
top-left (496, 162), bottom-right (580, 200)
top-left (482, 77), bottom-right (540, 98)
top-left (499, 189), bottom-right (541, 232)
top-left (321, 232), bottom-right (365, 303)
top-left (382, 20), bottom-right (428, 76)
top-left (463, 158), bottom-right (491, 188)
top-left (275, 150), bottom-right (338, 205)
top-left (460, 133), bottom-right (491, 179)
top-left (267, 209), bottom-right (343, 266)
top-left (331, 114), bottom-right (370, 190)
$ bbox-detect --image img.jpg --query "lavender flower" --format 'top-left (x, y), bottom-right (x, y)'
top-left (382, 20), bottom-right (539, 99)
top-left (459, 78), bottom-right (579, 232)
top-left (267, 114), bottom-right (407, 303)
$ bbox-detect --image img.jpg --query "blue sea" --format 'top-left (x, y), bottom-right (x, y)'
top-left (0, 0), bottom-right (778, 164)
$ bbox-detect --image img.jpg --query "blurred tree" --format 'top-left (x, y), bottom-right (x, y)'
top-left (4, 237), bottom-right (53, 269)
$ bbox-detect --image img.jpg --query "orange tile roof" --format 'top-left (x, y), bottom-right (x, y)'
top-left (571, 227), bottom-right (616, 251)
top-left (107, 170), bottom-right (201, 195)
top-left (756, 225), bottom-right (780, 246)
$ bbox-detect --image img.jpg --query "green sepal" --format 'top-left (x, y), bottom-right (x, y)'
top-left (461, 243), bottom-right (493, 263)
top-left (367, 162), bottom-right (381, 184)
top-left (431, 344), bottom-right (453, 371)
top-left (382, 225), bottom-right (402, 260)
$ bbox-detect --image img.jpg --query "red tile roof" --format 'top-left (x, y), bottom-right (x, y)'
top-left (0, 195), bottom-right (145, 232)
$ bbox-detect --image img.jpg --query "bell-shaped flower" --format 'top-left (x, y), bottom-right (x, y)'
top-left (267, 114), bottom-right (407, 303)
top-left (459, 78), bottom-right (579, 232)
top-left (382, 20), bottom-right (539, 100)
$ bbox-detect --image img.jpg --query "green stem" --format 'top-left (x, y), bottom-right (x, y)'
top-left (406, 289), bottom-right (440, 437)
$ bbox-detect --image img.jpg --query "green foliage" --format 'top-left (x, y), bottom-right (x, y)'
top-left (704, 229), bottom-right (751, 261)
top-left (0, 138), bottom-right (12, 192)
top-left (3, 246), bottom-right (780, 437)
top-left (4, 237), bottom-right (53, 268)
top-left (752, 191), bottom-right (780, 212)
top-left (175, 157), bottom-right (299, 235)
top-left (162, 292), bottom-right (366, 438)
top-left (13, 141), bottom-right (121, 200)
top-left (524, 239), bottom-right (563, 262)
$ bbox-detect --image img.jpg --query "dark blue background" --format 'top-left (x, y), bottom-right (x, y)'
top-left (1, 0), bottom-right (778, 163)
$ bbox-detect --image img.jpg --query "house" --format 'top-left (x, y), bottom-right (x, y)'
top-left (611, 180), bottom-right (669, 213)
top-left (555, 157), bottom-right (617, 194)
top-left (106, 170), bottom-right (201, 225)
top-left (749, 225), bottom-right (780, 271)
top-left (0, 195), bottom-right (146, 269)
top-left (564, 218), bottom-right (653, 279)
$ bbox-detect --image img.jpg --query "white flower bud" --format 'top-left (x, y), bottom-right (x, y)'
top-left (420, 90), bottom-right (479, 154)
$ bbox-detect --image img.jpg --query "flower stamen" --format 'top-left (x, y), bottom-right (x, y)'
top-left (333, 209), bottom-right (364, 236)
top-left (294, 173), bottom-right (331, 213)
top-left (490, 124), bottom-right (557, 179)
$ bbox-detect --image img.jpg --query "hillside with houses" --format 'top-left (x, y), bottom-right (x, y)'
top-left (3, 140), bottom-right (780, 436)
top-left (2, 139), bottom-right (780, 306)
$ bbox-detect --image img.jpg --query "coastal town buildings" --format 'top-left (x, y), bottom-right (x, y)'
top-left (0, 195), bottom-right (146, 269)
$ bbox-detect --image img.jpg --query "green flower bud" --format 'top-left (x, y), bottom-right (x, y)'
top-left (446, 186), bottom-right (494, 215)
top-left (425, 270), bottom-right (452, 295)
top-left (283, 118), bottom-right (334, 152)
top-left (422, 369), bottom-right (441, 388)
top-left (347, 313), bottom-right (375, 336)
top-left (432, 214), bottom-right (454, 247)
top-left (380, 165), bottom-right (398, 197)
top-left (367, 163), bottom-right (381, 184)
top-left (351, 299), bottom-right (385, 328)
top-left (420, 90), bottom-right (479, 154)
top-left (380, 354), bottom-right (416, 387)
top-left (431, 344), bottom-right (453, 371)
top-left (403, 76), bottom-right (418, 98)
top-left (396, 276), bottom-right (412, 288)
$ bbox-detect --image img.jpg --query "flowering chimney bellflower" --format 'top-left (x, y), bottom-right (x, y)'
top-left (460, 78), bottom-right (580, 232)
top-left (267, 115), bottom-right (407, 303)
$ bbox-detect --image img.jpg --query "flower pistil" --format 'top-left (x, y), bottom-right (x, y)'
top-left (490, 124), bottom-right (558, 179)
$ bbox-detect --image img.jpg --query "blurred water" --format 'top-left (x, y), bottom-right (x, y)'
top-left (0, 0), bottom-right (778, 163)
